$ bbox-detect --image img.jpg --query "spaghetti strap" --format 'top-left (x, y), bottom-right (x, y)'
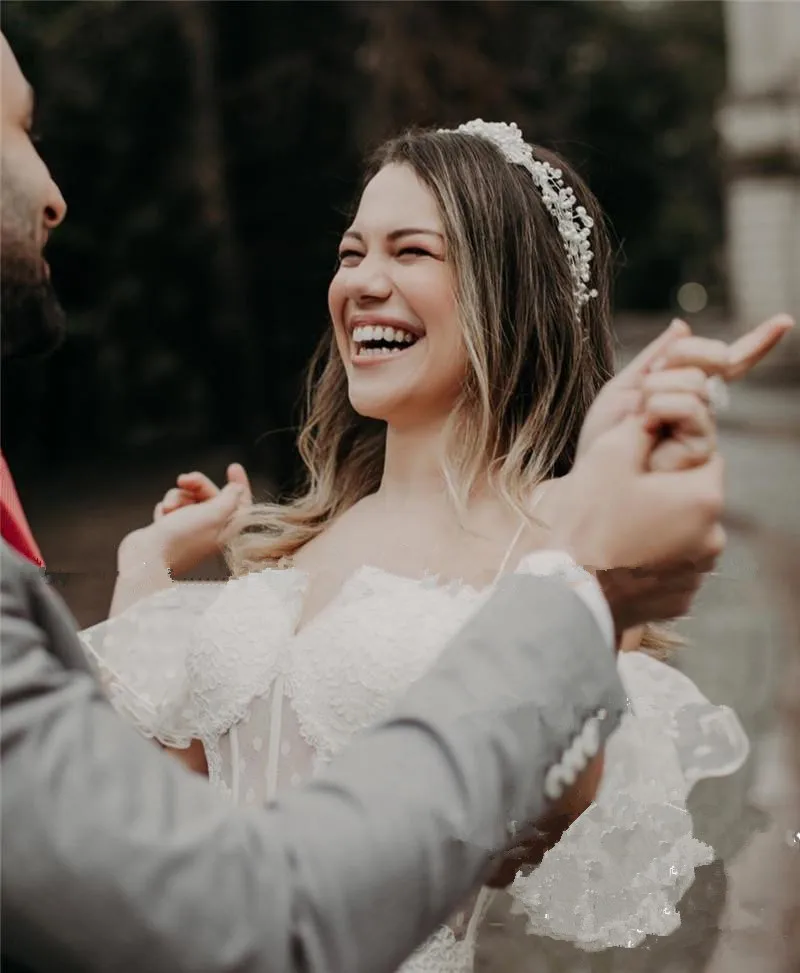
top-left (492, 519), bottom-right (526, 584)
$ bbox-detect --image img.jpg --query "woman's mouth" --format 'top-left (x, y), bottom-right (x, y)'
top-left (351, 324), bottom-right (423, 362)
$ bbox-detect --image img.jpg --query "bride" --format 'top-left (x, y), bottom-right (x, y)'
top-left (82, 121), bottom-right (776, 970)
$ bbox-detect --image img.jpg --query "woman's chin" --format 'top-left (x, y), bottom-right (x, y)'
top-left (346, 383), bottom-right (416, 423)
top-left (346, 376), bottom-right (462, 427)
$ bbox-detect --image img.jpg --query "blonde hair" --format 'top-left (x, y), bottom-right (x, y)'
top-left (226, 128), bottom-right (678, 655)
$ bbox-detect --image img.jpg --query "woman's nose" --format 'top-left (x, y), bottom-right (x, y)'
top-left (346, 254), bottom-right (392, 304)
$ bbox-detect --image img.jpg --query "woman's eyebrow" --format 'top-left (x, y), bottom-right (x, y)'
top-left (341, 228), bottom-right (444, 243)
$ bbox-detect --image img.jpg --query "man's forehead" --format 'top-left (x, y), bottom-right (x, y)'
top-left (1, 34), bottom-right (34, 116)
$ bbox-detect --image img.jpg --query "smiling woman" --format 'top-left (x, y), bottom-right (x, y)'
top-left (329, 164), bottom-right (465, 427)
top-left (87, 121), bottom-right (752, 973)
top-left (228, 126), bottom-right (616, 572)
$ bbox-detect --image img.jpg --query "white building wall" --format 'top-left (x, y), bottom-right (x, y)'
top-left (719, 0), bottom-right (800, 376)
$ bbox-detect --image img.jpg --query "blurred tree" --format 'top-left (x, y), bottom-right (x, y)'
top-left (0, 0), bottom-right (727, 488)
top-left (350, 0), bottom-right (727, 309)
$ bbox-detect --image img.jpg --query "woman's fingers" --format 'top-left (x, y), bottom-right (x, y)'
top-left (651, 336), bottom-right (730, 376)
top-left (226, 463), bottom-right (253, 505)
top-left (644, 391), bottom-right (714, 437)
top-left (176, 471), bottom-right (220, 501)
top-left (652, 314), bottom-right (794, 380)
top-left (645, 391), bottom-right (716, 471)
top-left (154, 480), bottom-right (209, 522)
top-left (615, 318), bottom-right (691, 387)
top-left (153, 464), bottom-right (251, 527)
top-left (726, 313), bottom-right (794, 380)
top-left (160, 486), bottom-right (195, 512)
top-left (642, 366), bottom-right (710, 399)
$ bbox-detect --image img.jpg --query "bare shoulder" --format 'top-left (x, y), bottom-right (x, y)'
top-left (289, 496), bottom-right (374, 573)
top-left (485, 480), bottom-right (561, 566)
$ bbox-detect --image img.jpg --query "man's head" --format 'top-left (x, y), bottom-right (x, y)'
top-left (1, 33), bottom-right (67, 361)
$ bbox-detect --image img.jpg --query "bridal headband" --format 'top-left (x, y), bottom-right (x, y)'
top-left (439, 119), bottom-right (598, 319)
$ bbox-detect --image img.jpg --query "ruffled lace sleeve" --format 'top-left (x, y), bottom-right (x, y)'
top-left (507, 651), bottom-right (750, 951)
top-left (79, 582), bottom-right (225, 748)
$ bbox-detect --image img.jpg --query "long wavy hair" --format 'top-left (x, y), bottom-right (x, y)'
top-left (226, 127), bottom-right (673, 655)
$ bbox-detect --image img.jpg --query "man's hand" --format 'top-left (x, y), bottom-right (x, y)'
top-left (597, 556), bottom-right (716, 643)
top-left (485, 753), bottom-right (604, 888)
top-left (547, 416), bottom-right (726, 574)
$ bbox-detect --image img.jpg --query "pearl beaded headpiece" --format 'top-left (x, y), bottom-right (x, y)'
top-left (439, 119), bottom-right (598, 318)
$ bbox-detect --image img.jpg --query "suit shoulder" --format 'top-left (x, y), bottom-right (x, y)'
top-left (1, 541), bottom-right (42, 602)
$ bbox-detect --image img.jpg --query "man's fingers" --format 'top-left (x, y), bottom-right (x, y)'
top-left (645, 452), bottom-right (725, 548)
top-left (615, 318), bottom-right (691, 386)
top-left (726, 314), bottom-right (794, 380)
top-left (650, 438), bottom-right (712, 472)
top-left (705, 523), bottom-right (727, 560)
top-left (176, 471), bottom-right (220, 500)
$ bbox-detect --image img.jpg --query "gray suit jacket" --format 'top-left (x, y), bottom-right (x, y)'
top-left (0, 541), bottom-right (625, 973)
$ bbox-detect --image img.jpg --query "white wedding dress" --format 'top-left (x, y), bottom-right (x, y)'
top-left (80, 550), bottom-right (750, 972)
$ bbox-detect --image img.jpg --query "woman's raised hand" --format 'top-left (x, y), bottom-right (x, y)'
top-left (118, 463), bottom-right (253, 578)
top-left (577, 313), bottom-right (793, 472)
top-left (154, 463), bottom-right (253, 521)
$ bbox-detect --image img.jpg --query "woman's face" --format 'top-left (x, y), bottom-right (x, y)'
top-left (328, 163), bottom-right (467, 428)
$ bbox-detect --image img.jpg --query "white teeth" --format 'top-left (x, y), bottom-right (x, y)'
top-left (352, 324), bottom-right (418, 345)
top-left (357, 346), bottom-right (396, 358)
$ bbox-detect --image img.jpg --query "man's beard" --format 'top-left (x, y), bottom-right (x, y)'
top-left (1, 248), bottom-right (66, 361)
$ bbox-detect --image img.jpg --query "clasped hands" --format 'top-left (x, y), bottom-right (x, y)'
top-left (485, 312), bottom-right (793, 889)
top-left (118, 312), bottom-right (793, 890)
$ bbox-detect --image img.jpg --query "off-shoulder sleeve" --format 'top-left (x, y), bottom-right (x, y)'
top-left (79, 582), bottom-right (225, 748)
top-left (507, 651), bottom-right (750, 951)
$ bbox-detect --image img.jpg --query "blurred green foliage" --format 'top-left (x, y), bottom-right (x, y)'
top-left (1, 0), bottom-right (727, 486)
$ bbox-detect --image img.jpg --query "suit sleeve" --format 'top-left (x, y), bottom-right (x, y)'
top-left (1, 547), bottom-right (625, 973)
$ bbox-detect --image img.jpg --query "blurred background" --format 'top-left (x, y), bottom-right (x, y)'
top-left (1, 0), bottom-right (737, 477)
top-left (1, 1), bottom-right (799, 970)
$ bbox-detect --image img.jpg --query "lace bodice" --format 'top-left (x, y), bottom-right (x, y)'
top-left (80, 559), bottom-right (749, 971)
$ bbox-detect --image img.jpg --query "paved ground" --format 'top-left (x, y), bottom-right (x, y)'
top-left (15, 320), bottom-right (800, 972)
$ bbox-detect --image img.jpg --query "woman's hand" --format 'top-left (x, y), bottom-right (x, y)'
top-left (577, 313), bottom-right (793, 468)
top-left (118, 463), bottom-right (253, 577)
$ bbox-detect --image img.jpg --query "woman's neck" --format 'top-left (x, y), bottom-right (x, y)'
top-left (375, 420), bottom-right (450, 509)
top-left (375, 419), bottom-right (494, 520)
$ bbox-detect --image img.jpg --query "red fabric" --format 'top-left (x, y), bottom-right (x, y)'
top-left (0, 450), bottom-right (45, 568)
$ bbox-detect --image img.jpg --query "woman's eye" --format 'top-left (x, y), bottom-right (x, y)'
top-left (338, 249), bottom-right (363, 265)
top-left (397, 247), bottom-right (430, 258)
